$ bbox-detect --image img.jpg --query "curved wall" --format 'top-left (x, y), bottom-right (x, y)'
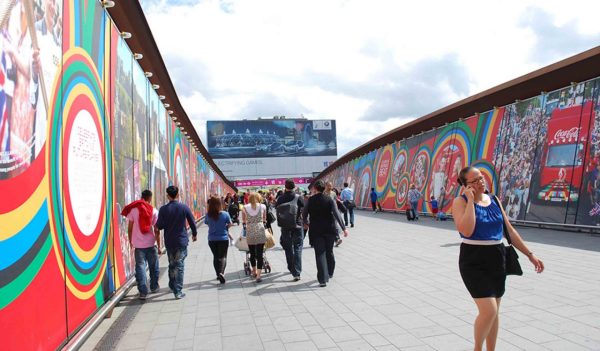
top-left (0, 1), bottom-right (233, 350)
top-left (323, 76), bottom-right (600, 227)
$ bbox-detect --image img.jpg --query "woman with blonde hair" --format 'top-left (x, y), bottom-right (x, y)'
top-left (242, 192), bottom-right (268, 283)
top-left (452, 166), bottom-right (544, 351)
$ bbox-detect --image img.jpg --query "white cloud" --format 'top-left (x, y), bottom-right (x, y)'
top-left (141, 0), bottom-right (600, 158)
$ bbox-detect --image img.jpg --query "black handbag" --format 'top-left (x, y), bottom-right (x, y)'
top-left (492, 196), bottom-right (523, 276)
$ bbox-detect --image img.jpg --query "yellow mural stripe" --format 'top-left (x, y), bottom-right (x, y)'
top-left (0, 176), bottom-right (47, 240)
top-left (66, 252), bottom-right (108, 300)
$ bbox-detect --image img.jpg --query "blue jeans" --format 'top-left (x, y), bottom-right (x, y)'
top-left (134, 247), bottom-right (159, 295)
top-left (343, 204), bottom-right (354, 225)
top-left (167, 247), bottom-right (188, 296)
top-left (411, 201), bottom-right (419, 218)
top-left (280, 227), bottom-right (303, 277)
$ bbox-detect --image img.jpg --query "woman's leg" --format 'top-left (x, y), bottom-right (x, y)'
top-left (255, 244), bottom-right (264, 278)
top-left (208, 241), bottom-right (219, 276)
top-left (485, 298), bottom-right (502, 351)
top-left (313, 235), bottom-right (327, 284)
top-left (217, 240), bottom-right (229, 274)
top-left (325, 235), bottom-right (336, 278)
top-left (248, 244), bottom-right (257, 275)
top-left (473, 297), bottom-right (499, 351)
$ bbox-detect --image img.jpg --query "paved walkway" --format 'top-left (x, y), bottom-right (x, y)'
top-left (82, 211), bottom-right (600, 351)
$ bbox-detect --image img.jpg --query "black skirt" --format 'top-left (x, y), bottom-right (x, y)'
top-left (459, 243), bottom-right (506, 298)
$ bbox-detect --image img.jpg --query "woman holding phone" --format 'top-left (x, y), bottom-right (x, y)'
top-left (452, 166), bottom-right (544, 351)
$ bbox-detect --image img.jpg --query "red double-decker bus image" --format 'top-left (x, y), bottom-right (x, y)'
top-left (536, 101), bottom-right (594, 203)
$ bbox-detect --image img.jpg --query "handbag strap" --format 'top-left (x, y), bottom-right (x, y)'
top-left (490, 194), bottom-right (513, 246)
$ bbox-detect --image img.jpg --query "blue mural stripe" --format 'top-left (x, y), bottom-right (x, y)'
top-left (0, 202), bottom-right (48, 270)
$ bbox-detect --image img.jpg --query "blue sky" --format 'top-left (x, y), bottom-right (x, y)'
top-left (139, 0), bottom-right (600, 157)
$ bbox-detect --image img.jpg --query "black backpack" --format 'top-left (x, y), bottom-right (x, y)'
top-left (276, 195), bottom-right (299, 228)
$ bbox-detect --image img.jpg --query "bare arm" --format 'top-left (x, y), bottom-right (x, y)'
top-left (302, 201), bottom-right (309, 229)
top-left (154, 227), bottom-right (161, 252)
top-left (495, 196), bottom-right (545, 273)
top-left (451, 189), bottom-right (476, 237)
top-left (127, 221), bottom-right (133, 244)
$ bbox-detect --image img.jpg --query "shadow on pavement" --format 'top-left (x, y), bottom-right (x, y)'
top-left (355, 209), bottom-right (600, 252)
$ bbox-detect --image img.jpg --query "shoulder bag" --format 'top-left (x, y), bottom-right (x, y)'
top-left (492, 195), bottom-right (523, 276)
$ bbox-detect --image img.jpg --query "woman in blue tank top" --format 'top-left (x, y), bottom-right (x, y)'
top-left (452, 166), bottom-right (544, 351)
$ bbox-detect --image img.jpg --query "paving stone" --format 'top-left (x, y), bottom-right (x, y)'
top-left (80, 213), bottom-right (600, 351)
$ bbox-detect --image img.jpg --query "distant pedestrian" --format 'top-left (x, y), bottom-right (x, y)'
top-left (427, 195), bottom-right (439, 219)
top-left (242, 192), bottom-right (268, 283)
top-left (156, 186), bottom-right (197, 299)
top-left (303, 180), bottom-right (349, 287)
top-left (370, 188), bottom-right (378, 213)
top-left (205, 196), bottom-right (234, 284)
top-left (407, 184), bottom-right (422, 219)
top-left (340, 182), bottom-right (355, 228)
top-left (121, 190), bottom-right (161, 300)
top-left (325, 181), bottom-right (343, 246)
top-left (452, 166), bottom-right (544, 351)
top-left (276, 179), bottom-right (305, 281)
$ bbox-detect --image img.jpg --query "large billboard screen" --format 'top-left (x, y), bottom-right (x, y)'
top-left (207, 119), bottom-right (337, 159)
top-left (207, 119), bottom-right (337, 178)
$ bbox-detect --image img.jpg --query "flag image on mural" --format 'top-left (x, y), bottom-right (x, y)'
top-left (0, 0), bottom-right (62, 179)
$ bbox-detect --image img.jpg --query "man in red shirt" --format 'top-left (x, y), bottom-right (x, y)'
top-left (122, 190), bottom-right (161, 300)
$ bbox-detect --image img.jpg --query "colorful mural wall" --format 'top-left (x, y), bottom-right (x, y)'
top-left (0, 1), bottom-right (233, 350)
top-left (324, 78), bottom-right (600, 227)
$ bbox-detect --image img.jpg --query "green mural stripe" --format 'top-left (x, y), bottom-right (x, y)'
top-left (64, 238), bottom-right (107, 286)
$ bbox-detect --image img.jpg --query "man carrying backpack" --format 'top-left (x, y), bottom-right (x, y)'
top-left (276, 179), bottom-right (305, 281)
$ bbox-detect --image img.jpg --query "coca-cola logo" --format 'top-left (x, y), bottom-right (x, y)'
top-left (553, 127), bottom-right (580, 142)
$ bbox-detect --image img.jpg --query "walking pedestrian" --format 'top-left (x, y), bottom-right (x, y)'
top-left (242, 192), bottom-right (268, 283)
top-left (121, 190), bottom-right (161, 300)
top-left (340, 182), bottom-right (355, 228)
top-left (302, 180), bottom-right (349, 287)
top-left (205, 196), bottom-right (234, 284)
top-left (370, 188), bottom-right (378, 213)
top-left (408, 184), bottom-right (422, 219)
top-left (325, 181), bottom-right (343, 246)
top-left (276, 179), bottom-right (304, 281)
top-left (427, 195), bottom-right (439, 220)
top-left (156, 186), bottom-right (197, 299)
top-left (452, 166), bottom-right (544, 351)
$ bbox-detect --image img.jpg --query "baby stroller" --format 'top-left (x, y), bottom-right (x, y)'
top-left (243, 250), bottom-right (272, 276)
top-left (228, 201), bottom-right (240, 225)
top-left (235, 228), bottom-right (272, 276)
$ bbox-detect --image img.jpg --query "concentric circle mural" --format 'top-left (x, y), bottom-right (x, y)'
top-left (47, 48), bottom-right (109, 300)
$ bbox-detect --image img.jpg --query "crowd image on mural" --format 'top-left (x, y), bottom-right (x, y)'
top-left (324, 78), bottom-right (600, 227)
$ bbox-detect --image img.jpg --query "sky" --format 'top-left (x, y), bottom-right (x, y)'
top-left (140, 0), bottom-right (600, 157)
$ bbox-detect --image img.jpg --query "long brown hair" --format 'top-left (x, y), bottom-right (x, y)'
top-left (207, 195), bottom-right (222, 220)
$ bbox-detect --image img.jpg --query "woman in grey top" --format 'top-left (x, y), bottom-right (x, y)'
top-left (242, 192), bottom-right (267, 282)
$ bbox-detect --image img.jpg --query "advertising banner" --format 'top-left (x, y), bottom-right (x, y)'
top-left (208, 119), bottom-right (337, 178)
top-left (234, 177), bottom-right (313, 187)
top-left (207, 119), bottom-right (337, 159)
